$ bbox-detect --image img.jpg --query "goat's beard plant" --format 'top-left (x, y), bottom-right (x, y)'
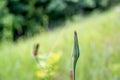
top-left (33, 43), bottom-right (61, 80)
top-left (33, 31), bottom-right (80, 80)
top-left (72, 31), bottom-right (80, 80)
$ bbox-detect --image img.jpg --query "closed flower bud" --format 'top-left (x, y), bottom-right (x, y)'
top-left (72, 31), bottom-right (80, 80)
top-left (72, 31), bottom-right (80, 60)
top-left (33, 43), bottom-right (39, 57)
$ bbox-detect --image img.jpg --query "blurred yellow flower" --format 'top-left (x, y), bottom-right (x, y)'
top-left (108, 63), bottom-right (120, 76)
top-left (48, 53), bottom-right (61, 64)
top-left (36, 70), bottom-right (46, 78)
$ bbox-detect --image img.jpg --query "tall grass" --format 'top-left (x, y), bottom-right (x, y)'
top-left (0, 7), bottom-right (120, 80)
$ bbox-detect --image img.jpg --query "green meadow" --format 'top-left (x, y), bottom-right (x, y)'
top-left (0, 8), bottom-right (120, 80)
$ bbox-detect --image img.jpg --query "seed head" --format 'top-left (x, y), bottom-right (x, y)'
top-left (33, 43), bottom-right (39, 57)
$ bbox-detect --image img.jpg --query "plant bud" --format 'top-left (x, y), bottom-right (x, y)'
top-left (72, 31), bottom-right (80, 80)
top-left (33, 43), bottom-right (39, 57)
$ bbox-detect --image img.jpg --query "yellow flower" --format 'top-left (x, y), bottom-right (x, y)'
top-left (36, 70), bottom-right (46, 78)
top-left (48, 53), bottom-right (61, 64)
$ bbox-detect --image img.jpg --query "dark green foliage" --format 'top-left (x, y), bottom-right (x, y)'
top-left (0, 0), bottom-right (119, 41)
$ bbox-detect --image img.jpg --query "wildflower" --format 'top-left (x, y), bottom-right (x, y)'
top-left (48, 53), bottom-right (61, 64)
top-left (33, 43), bottom-right (40, 63)
top-left (33, 43), bottom-right (39, 57)
top-left (72, 31), bottom-right (80, 62)
top-left (36, 70), bottom-right (46, 78)
top-left (72, 31), bottom-right (80, 80)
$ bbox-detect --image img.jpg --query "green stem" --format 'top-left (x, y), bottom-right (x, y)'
top-left (72, 58), bottom-right (77, 80)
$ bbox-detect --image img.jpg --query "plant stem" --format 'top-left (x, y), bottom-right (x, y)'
top-left (72, 31), bottom-right (80, 80)
top-left (72, 58), bottom-right (77, 80)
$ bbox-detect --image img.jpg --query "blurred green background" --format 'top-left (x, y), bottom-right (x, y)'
top-left (0, 0), bottom-right (120, 80)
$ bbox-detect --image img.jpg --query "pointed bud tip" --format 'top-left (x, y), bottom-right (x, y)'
top-left (74, 30), bottom-right (77, 35)
top-left (33, 43), bottom-right (40, 56)
top-left (36, 43), bottom-right (39, 48)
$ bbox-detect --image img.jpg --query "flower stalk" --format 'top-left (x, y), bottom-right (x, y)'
top-left (72, 31), bottom-right (80, 80)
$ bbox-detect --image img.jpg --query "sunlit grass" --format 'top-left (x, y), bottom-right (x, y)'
top-left (0, 7), bottom-right (120, 80)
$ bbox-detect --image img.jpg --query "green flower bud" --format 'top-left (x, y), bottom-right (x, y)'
top-left (72, 31), bottom-right (80, 80)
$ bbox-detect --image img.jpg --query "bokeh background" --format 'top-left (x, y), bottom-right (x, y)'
top-left (0, 0), bottom-right (120, 80)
